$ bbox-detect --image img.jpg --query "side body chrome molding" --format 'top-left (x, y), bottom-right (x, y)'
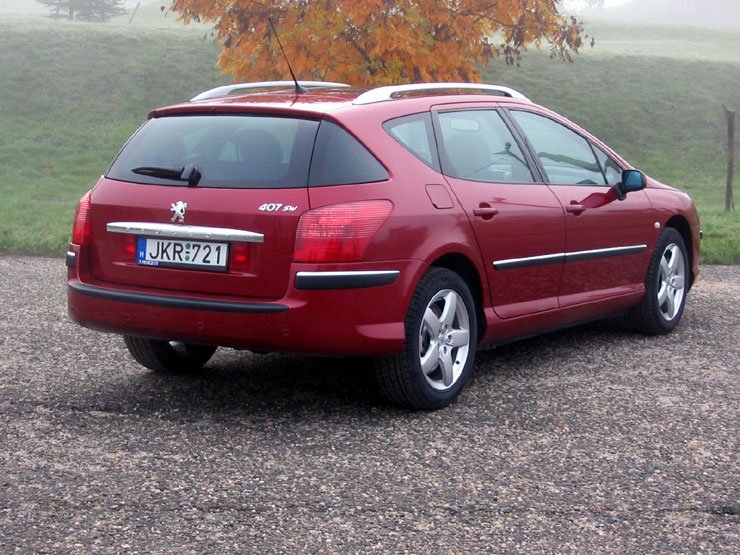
top-left (494, 245), bottom-right (647, 271)
top-left (494, 252), bottom-right (564, 271)
top-left (564, 245), bottom-right (647, 263)
top-left (107, 222), bottom-right (264, 243)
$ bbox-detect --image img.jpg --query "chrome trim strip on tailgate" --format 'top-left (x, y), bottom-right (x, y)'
top-left (107, 222), bottom-right (264, 243)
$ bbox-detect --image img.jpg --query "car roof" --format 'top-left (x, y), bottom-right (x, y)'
top-left (145, 81), bottom-right (631, 174)
top-left (149, 81), bottom-right (533, 119)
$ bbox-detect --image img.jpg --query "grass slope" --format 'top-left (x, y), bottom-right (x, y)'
top-left (0, 16), bottom-right (738, 261)
top-left (0, 17), bottom-right (227, 254)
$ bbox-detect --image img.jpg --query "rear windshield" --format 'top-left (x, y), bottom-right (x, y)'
top-left (107, 114), bottom-right (389, 190)
top-left (107, 115), bottom-right (320, 189)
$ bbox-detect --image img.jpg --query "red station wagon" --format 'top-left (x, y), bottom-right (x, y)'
top-left (67, 81), bottom-right (701, 409)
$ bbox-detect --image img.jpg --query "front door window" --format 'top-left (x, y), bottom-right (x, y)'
top-left (510, 110), bottom-right (607, 186)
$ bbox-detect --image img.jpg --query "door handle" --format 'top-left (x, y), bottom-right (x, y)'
top-left (566, 203), bottom-right (586, 215)
top-left (473, 205), bottom-right (499, 220)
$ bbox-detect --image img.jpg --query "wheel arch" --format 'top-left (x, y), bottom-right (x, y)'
top-left (430, 253), bottom-right (487, 340)
top-left (665, 215), bottom-right (696, 288)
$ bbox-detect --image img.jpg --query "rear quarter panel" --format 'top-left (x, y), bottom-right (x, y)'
top-left (308, 109), bottom-right (491, 308)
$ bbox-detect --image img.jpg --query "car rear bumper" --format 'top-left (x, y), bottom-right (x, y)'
top-left (68, 281), bottom-right (289, 314)
top-left (67, 252), bottom-right (422, 356)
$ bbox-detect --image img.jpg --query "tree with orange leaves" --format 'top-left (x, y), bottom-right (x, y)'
top-left (170, 0), bottom-right (590, 86)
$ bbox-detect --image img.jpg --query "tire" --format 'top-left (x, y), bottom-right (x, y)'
top-left (626, 227), bottom-right (689, 335)
top-left (123, 336), bottom-right (217, 374)
top-left (375, 268), bottom-right (478, 410)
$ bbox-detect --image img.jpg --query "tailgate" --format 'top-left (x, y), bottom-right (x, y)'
top-left (89, 179), bottom-right (307, 299)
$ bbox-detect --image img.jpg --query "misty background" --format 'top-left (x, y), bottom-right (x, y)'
top-left (1, 0), bottom-right (739, 28)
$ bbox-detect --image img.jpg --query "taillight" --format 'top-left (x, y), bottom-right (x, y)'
top-left (294, 200), bottom-right (393, 263)
top-left (122, 234), bottom-right (136, 259)
top-left (72, 191), bottom-right (93, 246)
top-left (230, 243), bottom-right (250, 271)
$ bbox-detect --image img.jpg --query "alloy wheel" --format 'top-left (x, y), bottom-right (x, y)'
top-left (657, 242), bottom-right (686, 322)
top-left (418, 289), bottom-right (471, 391)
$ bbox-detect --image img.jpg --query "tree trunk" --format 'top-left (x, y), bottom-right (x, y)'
top-left (724, 105), bottom-right (736, 212)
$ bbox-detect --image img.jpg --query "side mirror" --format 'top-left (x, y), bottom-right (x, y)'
top-left (614, 169), bottom-right (646, 201)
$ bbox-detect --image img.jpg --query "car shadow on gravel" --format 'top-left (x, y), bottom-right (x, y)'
top-left (65, 314), bottom-right (647, 420)
top-left (72, 350), bottom-right (389, 421)
top-left (472, 314), bottom-right (636, 371)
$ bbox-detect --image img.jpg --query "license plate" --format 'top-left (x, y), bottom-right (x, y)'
top-left (136, 237), bottom-right (228, 271)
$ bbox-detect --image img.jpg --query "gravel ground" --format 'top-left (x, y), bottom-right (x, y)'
top-left (1, 256), bottom-right (738, 554)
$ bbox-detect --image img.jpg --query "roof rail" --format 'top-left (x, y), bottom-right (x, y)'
top-left (191, 81), bottom-right (351, 102)
top-left (353, 83), bottom-right (530, 105)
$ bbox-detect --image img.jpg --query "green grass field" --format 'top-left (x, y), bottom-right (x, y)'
top-left (0, 15), bottom-right (226, 254)
top-left (0, 14), bottom-right (738, 262)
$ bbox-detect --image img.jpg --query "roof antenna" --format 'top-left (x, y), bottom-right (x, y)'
top-left (268, 18), bottom-right (308, 94)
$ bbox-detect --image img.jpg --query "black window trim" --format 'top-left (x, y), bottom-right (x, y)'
top-left (496, 108), bottom-right (548, 183)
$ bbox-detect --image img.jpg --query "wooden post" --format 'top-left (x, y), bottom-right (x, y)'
top-left (724, 105), bottom-right (736, 212)
top-left (128, 2), bottom-right (141, 24)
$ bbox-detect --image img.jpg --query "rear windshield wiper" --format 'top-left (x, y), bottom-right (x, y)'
top-left (131, 164), bottom-right (201, 187)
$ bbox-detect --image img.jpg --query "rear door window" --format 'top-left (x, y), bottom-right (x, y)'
top-left (436, 109), bottom-right (534, 183)
top-left (107, 115), bottom-right (320, 189)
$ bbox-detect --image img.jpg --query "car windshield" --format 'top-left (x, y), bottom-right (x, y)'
top-left (107, 114), bottom-right (320, 189)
